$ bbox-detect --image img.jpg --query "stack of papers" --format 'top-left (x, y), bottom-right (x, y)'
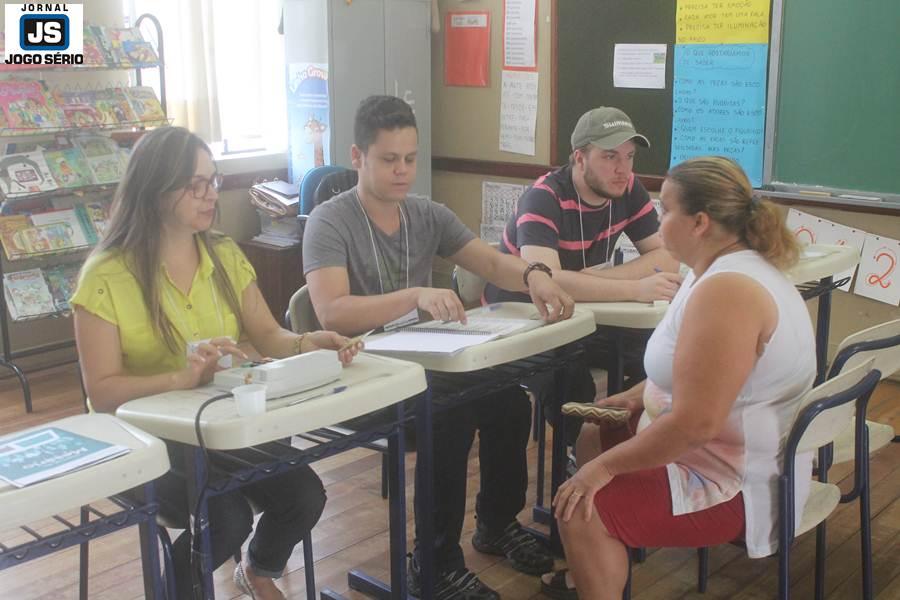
top-left (365, 317), bottom-right (541, 355)
top-left (0, 427), bottom-right (129, 487)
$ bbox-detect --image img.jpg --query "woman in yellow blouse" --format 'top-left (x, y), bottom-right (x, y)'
top-left (72, 127), bottom-right (360, 600)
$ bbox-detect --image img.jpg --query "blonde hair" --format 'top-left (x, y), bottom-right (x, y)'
top-left (666, 156), bottom-right (798, 270)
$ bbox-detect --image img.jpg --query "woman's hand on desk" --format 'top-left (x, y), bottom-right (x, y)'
top-left (302, 330), bottom-right (362, 366)
top-left (526, 272), bottom-right (575, 322)
top-left (176, 338), bottom-right (246, 389)
top-left (633, 271), bottom-right (683, 303)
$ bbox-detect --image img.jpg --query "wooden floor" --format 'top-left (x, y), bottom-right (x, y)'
top-left (0, 363), bottom-right (898, 599)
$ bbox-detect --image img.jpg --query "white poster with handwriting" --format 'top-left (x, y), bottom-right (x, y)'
top-left (786, 209), bottom-right (821, 245)
top-left (854, 234), bottom-right (900, 306)
top-left (814, 222), bottom-right (865, 292)
top-left (482, 181), bottom-right (525, 226)
top-left (503, 0), bottom-right (537, 69)
top-left (499, 70), bottom-right (539, 155)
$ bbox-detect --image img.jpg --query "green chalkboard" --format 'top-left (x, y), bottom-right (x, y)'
top-left (556, 0), bottom-right (676, 176)
top-left (772, 0), bottom-right (900, 196)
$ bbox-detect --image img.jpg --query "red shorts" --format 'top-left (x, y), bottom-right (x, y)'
top-left (594, 467), bottom-right (745, 548)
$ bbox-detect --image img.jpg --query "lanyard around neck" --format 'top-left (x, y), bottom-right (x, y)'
top-left (354, 192), bottom-right (410, 295)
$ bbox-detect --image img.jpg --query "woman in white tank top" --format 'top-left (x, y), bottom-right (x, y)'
top-left (543, 157), bottom-right (816, 600)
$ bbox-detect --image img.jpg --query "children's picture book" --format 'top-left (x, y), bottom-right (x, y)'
top-left (0, 426), bottom-right (129, 487)
top-left (125, 87), bottom-right (166, 123)
top-left (44, 148), bottom-right (96, 189)
top-left (29, 207), bottom-right (92, 248)
top-left (90, 88), bottom-right (137, 126)
top-left (122, 39), bottom-right (159, 67)
top-left (3, 268), bottom-right (56, 320)
top-left (81, 26), bottom-right (107, 67)
top-left (0, 151), bottom-right (58, 197)
top-left (103, 28), bottom-right (143, 68)
top-left (0, 215), bottom-right (31, 260)
top-left (53, 89), bottom-right (103, 128)
top-left (0, 80), bottom-right (62, 130)
top-left (44, 263), bottom-right (81, 312)
top-left (73, 135), bottom-right (126, 185)
top-left (81, 201), bottom-right (111, 242)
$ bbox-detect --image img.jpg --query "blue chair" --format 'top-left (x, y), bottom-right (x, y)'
top-left (298, 165), bottom-right (345, 217)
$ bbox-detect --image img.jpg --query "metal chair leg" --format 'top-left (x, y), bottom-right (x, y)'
top-left (381, 453), bottom-right (389, 500)
top-left (79, 506), bottom-right (89, 600)
top-left (303, 532), bottom-right (316, 600)
top-left (697, 547), bottom-right (709, 593)
top-left (158, 527), bottom-right (177, 600)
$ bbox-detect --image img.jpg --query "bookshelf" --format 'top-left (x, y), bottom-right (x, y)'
top-left (0, 15), bottom-right (166, 413)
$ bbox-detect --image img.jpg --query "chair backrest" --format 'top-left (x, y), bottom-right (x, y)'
top-left (452, 264), bottom-right (487, 307)
top-left (313, 168), bottom-right (358, 209)
top-left (299, 165), bottom-right (344, 216)
top-left (829, 318), bottom-right (900, 381)
top-left (286, 285), bottom-right (322, 334)
top-left (790, 359), bottom-right (879, 456)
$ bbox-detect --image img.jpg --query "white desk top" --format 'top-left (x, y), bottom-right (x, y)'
top-left (787, 244), bottom-right (859, 284)
top-left (116, 354), bottom-right (427, 450)
top-left (0, 414), bottom-right (170, 532)
top-left (576, 301), bottom-right (669, 329)
top-left (366, 302), bottom-right (596, 373)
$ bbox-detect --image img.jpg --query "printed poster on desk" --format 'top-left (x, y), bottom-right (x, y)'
top-left (287, 63), bottom-right (330, 183)
top-left (444, 12), bottom-right (490, 87)
top-left (854, 234), bottom-right (900, 306)
top-left (0, 427), bottom-right (129, 488)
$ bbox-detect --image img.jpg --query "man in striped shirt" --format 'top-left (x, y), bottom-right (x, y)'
top-left (484, 106), bottom-right (680, 305)
top-left (484, 107), bottom-right (682, 436)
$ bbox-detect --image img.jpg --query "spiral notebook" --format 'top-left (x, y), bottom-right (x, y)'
top-left (365, 317), bottom-right (541, 355)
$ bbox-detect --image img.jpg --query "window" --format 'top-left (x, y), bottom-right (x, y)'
top-left (122, 0), bottom-right (287, 153)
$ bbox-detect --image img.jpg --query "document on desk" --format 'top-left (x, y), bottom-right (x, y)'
top-left (365, 317), bottom-right (541, 355)
top-left (0, 427), bottom-right (130, 487)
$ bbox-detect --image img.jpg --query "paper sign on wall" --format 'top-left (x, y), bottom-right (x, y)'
top-left (855, 234), bottom-right (900, 306)
top-left (445, 12), bottom-right (491, 87)
top-left (613, 44), bottom-right (667, 89)
top-left (503, 0), bottom-right (537, 70)
top-left (499, 70), bottom-right (539, 156)
top-left (482, 181), bottom-right (525, 225)
top-left (676, 0), bottom-right (771, 45)
top-left (787, 209), bottom-right (865, 291)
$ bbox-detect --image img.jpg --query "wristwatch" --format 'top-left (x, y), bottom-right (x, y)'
top-left (523, 261), bottom-right (553, 287)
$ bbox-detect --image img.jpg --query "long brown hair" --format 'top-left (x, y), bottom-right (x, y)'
top-left (91, 127), bottom-right (243, 353)
top-left (666, 156), bottom-right (799, 269)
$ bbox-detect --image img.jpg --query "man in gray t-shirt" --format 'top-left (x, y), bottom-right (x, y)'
top-left (303, 96), bottom-right (574, 599)
top-left (303, 190), bottom-right (474, 298)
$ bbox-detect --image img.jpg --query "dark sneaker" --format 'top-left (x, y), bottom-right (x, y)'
top-left (471, 519), bottom-right (554, 576)
top-left (407, 555), bottom-right (500, 600)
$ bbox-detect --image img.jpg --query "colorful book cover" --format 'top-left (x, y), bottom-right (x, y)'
top-left (82, 26), bottom-right (107, 67)
top-left (0, 426), bottom-right (129, 487)
top-left (81, 201), bottom-right (110, 242)
top-left (2, 268), bottom-right (56, 320)
top-left (53, 90), bottom-right (103, 128)
top-left (122, 40), bottom-right (159, 67)
top-left (0, 215), bottom-right (31, 260)
top-left (29, 207), bottom-right (91, 248)
top-left (125, 86), bottom-right (166, 123)
top-left (44, 263), bottom-right (80, 312)
top-left (0, 80), bottom-right (63, 130)
top-left (13, 221), bottom-right (82, 254)
top-left (0, 151), bottom-right (59, 197)
top-left (73, 135), bottom-right (126, 185)
top-left (90, 88), bottom-right (137, 126)
top-left (44, 148), bottom-right (96, 189)
top-left (104, 28), bottom-right (142, 68)
top-left (89, 25), bottom-right (117, 66)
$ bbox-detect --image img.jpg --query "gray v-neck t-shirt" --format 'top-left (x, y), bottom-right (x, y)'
top-left (302, 187), bottom-right (476, 296)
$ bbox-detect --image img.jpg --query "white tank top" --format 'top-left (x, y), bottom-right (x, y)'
top-left (642, 250), bottom-right (816, 558)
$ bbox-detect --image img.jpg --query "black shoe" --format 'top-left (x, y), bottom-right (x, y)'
top-left (471, 519), bottom-right (554, 576)
top-left (407, 555), bottom-right (500, 600)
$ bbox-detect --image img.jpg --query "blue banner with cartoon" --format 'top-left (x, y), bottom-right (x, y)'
top-left (671, 44), bottom-right (768, 186)
top-left (287, 63), bottom-right (330, 187)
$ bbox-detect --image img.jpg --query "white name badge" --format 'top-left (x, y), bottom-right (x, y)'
top-left (384, 308), bottom-right (419, 332)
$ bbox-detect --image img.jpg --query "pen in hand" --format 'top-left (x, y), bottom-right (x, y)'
top-left (339, 329), bottom-right (376, 352)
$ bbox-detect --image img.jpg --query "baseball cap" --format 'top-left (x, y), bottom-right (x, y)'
top-left (570, 107), bottom-right (650, 151)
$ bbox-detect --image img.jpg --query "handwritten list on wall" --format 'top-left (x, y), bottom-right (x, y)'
top-left (671, 0), bottom-right (770, 185)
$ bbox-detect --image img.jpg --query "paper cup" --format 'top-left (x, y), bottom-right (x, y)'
top-left (233, 384), bottom-right (267, 417)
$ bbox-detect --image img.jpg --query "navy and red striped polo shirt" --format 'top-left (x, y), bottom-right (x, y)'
top-left (484, 164), bottom-right (658, 303)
